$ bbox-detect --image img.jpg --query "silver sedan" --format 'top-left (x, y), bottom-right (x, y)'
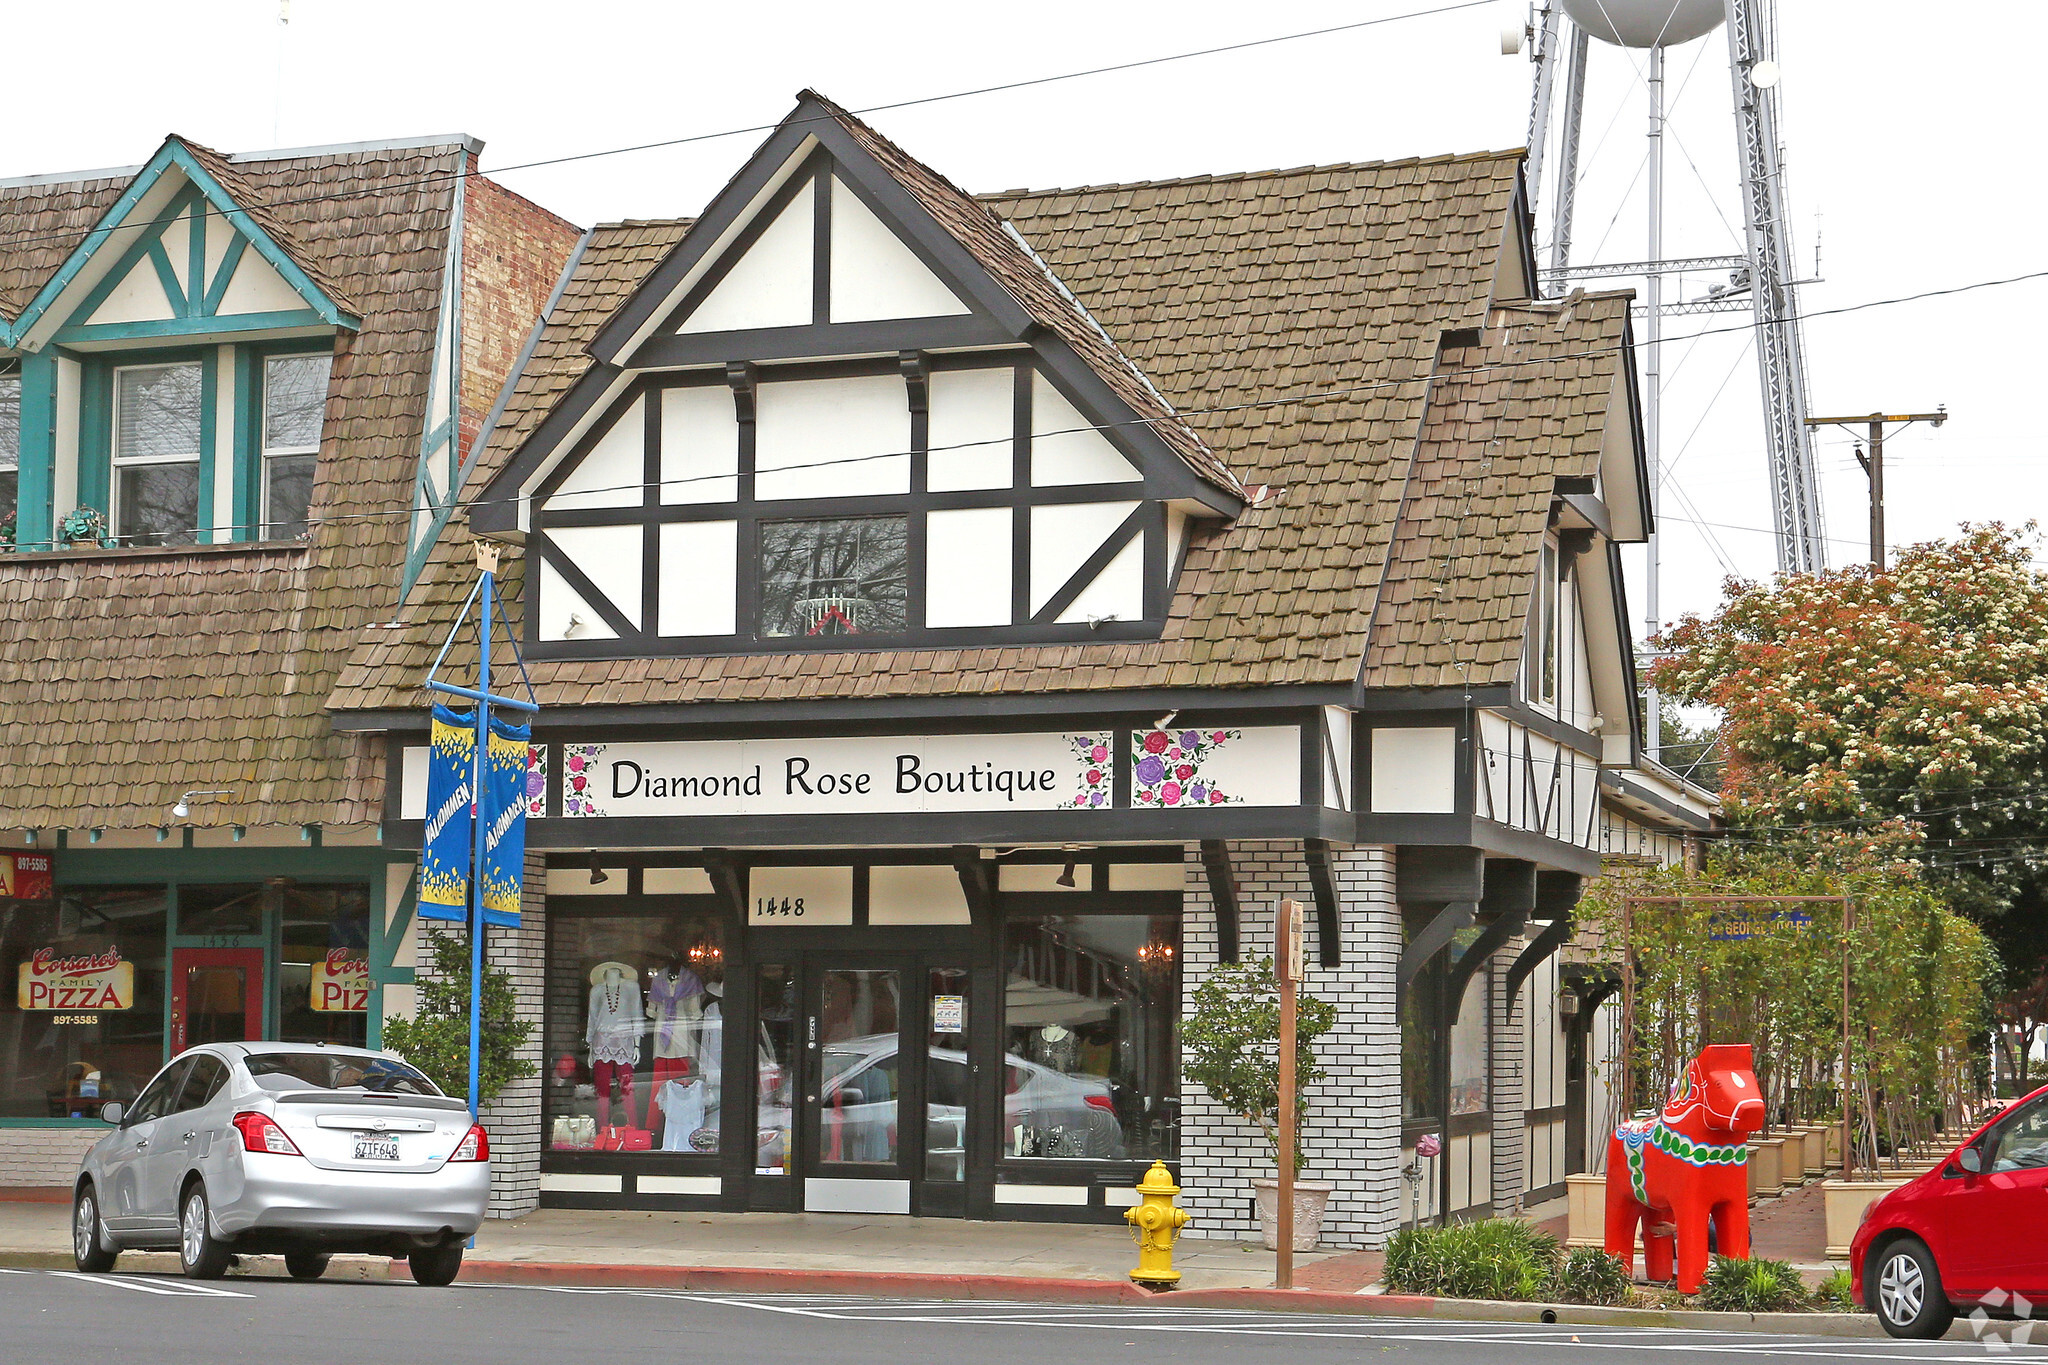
top-left (71, 1041), bottom-right (490, 1284)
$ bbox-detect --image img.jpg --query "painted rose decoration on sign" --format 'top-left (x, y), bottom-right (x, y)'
top-left (1065, 734), bottom-right (1114, 808)
top-left (1131, 728), bottom-right (1243, 806)
top-left (526, 745), bottom-right (548, 818)
top-left (563, 743), bottom-right (606, 817)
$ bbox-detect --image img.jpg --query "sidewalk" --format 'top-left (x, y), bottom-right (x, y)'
top-left (0, 1197), bottom-right (1382, 1292)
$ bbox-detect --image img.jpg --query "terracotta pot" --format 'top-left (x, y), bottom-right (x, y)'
top-left (1251, 1177), bottom-right (1334, 1252)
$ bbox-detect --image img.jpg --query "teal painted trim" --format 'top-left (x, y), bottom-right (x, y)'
top-left (62, 184), bottom-right (202, 332)
top-left (8, 143), bottom-right (357, 343)
top-left (11, 147), bottom-right (189, 338)
top-left (54, 845), bottom-right (386, 883)
top-left (167, 935), bottom-right (266, 948)
top-left (195, 348), bottom-right (218, 538)
top-left (76, 358), bottom-right (110, 513)
top-left (186, 199), bottom-right (206, 319)
top-left (0, 1118), bottom-right (111, 1129)
top-left (144, 240), bottom-right (187, 316)
top-left (54, 308), bottom-right (329, 345)
top-left (15, 353), bottom-right (56, 547)
top-left (159, 144), bottom-right (357, 330)
top-left (202, 233), bottom-right (248, 316)
top-left (374, 869), bottom-right (419, 974)
top-left (232, 345), bottom-right (259, 538)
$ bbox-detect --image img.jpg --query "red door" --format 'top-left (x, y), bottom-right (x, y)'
top-left (170, 948), bottom-right (265, 1054)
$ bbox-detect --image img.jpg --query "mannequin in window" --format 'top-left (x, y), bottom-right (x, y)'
top-left (644, 955), bottom-right (704, 1131)
top-left (585, 961), bottom-right (641, 1129)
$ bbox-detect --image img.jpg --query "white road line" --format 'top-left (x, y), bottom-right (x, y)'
top-left (43, 1271), bottom-right (253, 1298)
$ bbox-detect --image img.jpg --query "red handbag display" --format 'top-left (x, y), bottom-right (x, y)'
top-left (592, 1125), bottom-right (653, 1152)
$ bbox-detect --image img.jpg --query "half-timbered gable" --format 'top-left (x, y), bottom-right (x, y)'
top-left (475, 93), bottom-right (1240, 657)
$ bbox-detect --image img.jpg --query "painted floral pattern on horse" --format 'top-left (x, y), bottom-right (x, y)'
top-left (1130, 728), bottom-right (1243, 806)
top-left (1604, 1043), bottom-right (1766, 1294)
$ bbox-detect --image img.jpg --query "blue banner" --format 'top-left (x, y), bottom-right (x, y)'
top-left (418, 706), bottom-right (475, 923)
top-left (478, 715), bottom-right (529, 928)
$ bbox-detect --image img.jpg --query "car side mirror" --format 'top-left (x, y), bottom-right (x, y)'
top-left (1958, 1145), bottom-right (1983, 1174)
top-left (99, 1102), bottom-right (124, 1126)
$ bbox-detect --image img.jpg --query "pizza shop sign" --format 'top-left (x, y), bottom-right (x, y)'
top-left (17, 946), bottom-right (135, 1011)
top-left (310, 951), bottom-right (370, 1013)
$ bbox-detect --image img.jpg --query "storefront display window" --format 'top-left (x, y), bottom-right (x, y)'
top-left (0, 885), bottom-right (167, 1119)
top-left (1002, 913), bottom-right (1179, 1162)
top-left (544, 907), bottom-right (727, 1155)
top-left (177, 882), bottom-right (266, 937)
top-left (276, 883), bottom-right (371, 1047)
top-left (755, 964), bottom-right (795, 1174)
top-left (1448, 966), bottom-right (1490, 1117)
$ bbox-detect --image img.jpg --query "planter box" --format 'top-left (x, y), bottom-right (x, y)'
top-left (1565, 1172), bottom-right (1608, 1248)
top-left (1823, 1178), bottom-right (1910, 1259)
top-left (1774, 1131), bottom-right (1808, 1189)
top-left (1823, 1124), bottom-right (1845, 1170)
top-left (1251, 1178), bottom-right (1334, 1252)
top-left (1799, 1127), bottom-right (1828, 1177)
top-left (1749, 1138), bottom-right (1784, 1196)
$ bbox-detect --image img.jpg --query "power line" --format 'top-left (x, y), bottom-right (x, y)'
top-left (0, 1), bottom-right (1494, 258)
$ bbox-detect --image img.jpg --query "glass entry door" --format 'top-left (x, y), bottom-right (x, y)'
top-left (774, 955), bottom-right (971, 1216)
top-left (170, 948), bottom-right (264, 1054)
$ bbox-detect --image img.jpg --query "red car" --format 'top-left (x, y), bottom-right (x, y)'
top-left (1851, 1084), bottom-right (2048, 1338)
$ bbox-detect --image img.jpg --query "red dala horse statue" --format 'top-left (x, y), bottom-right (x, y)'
top-left (1604, 1043), bottom-right (1766, 1294)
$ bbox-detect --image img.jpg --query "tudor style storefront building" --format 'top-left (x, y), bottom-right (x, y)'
top-left (331, 93), bottom-right (1713, 1244)
top-left (0, 135), bottom-right (580, 1188)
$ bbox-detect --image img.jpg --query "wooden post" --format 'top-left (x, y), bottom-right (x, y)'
top-left (1276, 898), bottom-right (1304, 1290)
top-left (1842, 896), bottom-right (1855, 1179)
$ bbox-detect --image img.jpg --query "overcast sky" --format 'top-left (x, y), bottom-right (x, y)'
top-left (10, 0), bottom-right (2041, 631)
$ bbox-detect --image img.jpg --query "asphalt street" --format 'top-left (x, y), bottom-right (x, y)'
top-left (5, 1269), bottom-right (2046, 1363)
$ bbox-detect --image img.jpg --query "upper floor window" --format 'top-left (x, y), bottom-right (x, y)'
top-left (262, 354), bottom-right (326, 539)
top-left (0, 369), bottom-right (19, 538)
top-left (760, 515), bottom-right (909, 637)
top-left (113, 361), bottom-right (204, 548)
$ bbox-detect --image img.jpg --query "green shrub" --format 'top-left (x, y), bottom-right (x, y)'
top-left (1555, 1247), bottom-right (1633, 1306)
top-left (1698, 1255), bottom-right (1810, 1313)
top-left (381, 931), bottom-right (535, 1108)
top-left (1383, 1219), bottom-right (1560, 1301)
top-left (1812, 1268), bottom-right (1859, 1312)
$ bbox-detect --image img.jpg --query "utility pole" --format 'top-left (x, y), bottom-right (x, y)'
top-left (1803, 410), bottom-right (1948, 569)
top-left (1275, 898), bottom-right (1304, 1291)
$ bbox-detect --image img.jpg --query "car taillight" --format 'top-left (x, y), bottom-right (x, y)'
top-left (232, 1111), bottom-right (302, 1156)
top-left (450, 1124), bottom-right (488, 1162)
top-left (1083, 1094), bottom-right (1115, 1113)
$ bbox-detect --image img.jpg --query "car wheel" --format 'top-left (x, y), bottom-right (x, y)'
top-left (408, 1240), bottom-right (464, 1287)
top-left (178, 1185), bottom-right (233, 1281)
top-left (1870, 1238), bottom-right (1956, 1340)
top-left (72, 1185), bottom-right (116, 1273)
top-left (284, 1251), bottom-right (330, 1281)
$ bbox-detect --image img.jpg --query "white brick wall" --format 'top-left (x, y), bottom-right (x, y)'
top-left (1489, 939), bottom-right (1527, 1214)
top-left (1178, 840), bottom-right (1404, 1249)
top-left (414, 852), bottom-right (546, 1220)
top-left (0, 1128), bottom-right (100, 1187)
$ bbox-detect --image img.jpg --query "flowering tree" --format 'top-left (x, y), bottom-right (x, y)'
top-left (1652, 525), bottom-right (2048, 1070)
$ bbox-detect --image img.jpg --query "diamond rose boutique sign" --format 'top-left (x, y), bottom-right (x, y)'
top-left (401, 727), bottom-right (1305, 821)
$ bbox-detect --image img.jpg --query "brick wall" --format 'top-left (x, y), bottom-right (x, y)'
top-left (0, 1128), bottom-right (100, 1188)
top-left (1489, 938), bottom-right (1528, 1214)
top-left (457, 164), bottom-right (582, 462)
top-left (1178, 840), bottom-right (1404, 1250)
top-left (413, 852), bottom-right (547, 1220)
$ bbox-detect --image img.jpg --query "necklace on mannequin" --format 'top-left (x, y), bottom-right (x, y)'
top-left (602, 976), bottom-right (622, 1013)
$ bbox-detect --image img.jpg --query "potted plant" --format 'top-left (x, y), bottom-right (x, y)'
top-left (59, 505), bottom-right (106, 549)
top-left (0, 507), bottom-right (14, 552)
top-left (1183, 955), bottom-right (1338, 1250)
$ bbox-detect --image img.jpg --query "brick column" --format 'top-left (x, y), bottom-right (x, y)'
top-left (1490, 936), bottom-right (1528, 1215)
top-left (1178, 840), bottom-right (1404, 1249)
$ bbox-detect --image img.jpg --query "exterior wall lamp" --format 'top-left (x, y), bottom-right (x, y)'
top-left (172, 789), bottom-right (233, 819)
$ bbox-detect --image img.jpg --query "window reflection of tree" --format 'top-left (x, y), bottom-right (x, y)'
top-left (758, 517), bottom-right (909, 637)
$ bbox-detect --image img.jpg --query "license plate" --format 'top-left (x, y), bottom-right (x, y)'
top-left (353, 1136), bottom-right (400, 1161)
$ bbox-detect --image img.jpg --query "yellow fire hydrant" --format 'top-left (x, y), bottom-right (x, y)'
top-left (1124, 1160), bottom-right (1191, 1290)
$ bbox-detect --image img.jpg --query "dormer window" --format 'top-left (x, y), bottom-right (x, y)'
top-left (261, 353), bottom-right (327, 539)
top-left (113, 361), bottom-right (204, 548)
top-left (0, 369), bottom-right (19, 535)
top-left (1525, 539), bottom-right (1559, 706)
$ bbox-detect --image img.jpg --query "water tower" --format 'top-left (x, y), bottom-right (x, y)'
top-left (1510, 0), bottom-right (1823, 760)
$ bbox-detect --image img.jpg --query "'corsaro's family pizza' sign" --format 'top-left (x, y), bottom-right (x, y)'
top-left (17, 946), bottom-right (134, 1011)
top-left (310, 951), bottom-right (370, 1012)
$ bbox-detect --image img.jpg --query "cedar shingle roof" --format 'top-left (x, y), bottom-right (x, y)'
top-left (0, 141), bottom-right (482, 830)
top-left (331, 138), bottom-right (1633, 723)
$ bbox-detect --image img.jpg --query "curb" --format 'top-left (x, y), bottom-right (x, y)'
top-left (0, 1250), bottom-right (1885, 1335)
